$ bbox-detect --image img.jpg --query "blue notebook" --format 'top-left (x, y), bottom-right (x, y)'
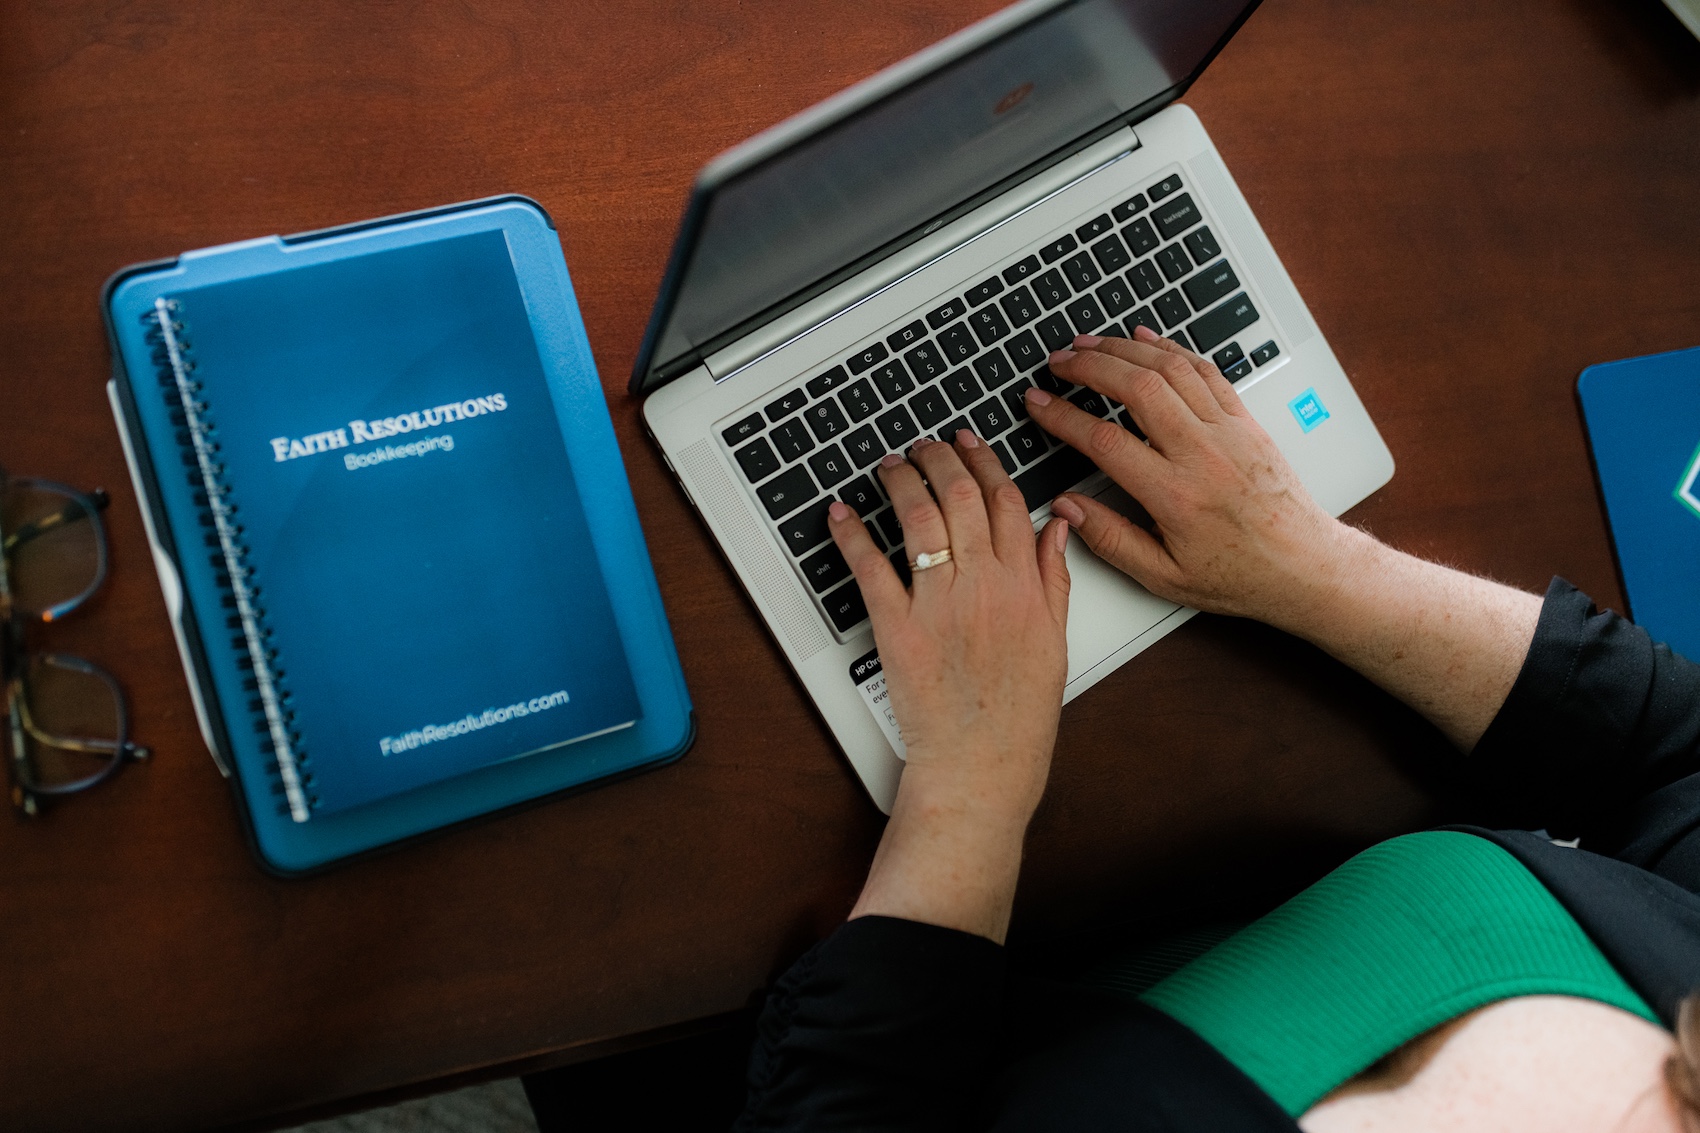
top-left (1577, 345), bottom-right (1700, 660)
top-left (104, 197), bottom-right (693, 872)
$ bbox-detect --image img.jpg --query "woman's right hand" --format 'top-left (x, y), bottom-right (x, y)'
top-left (1022, 325), bottom-right (1355, 630)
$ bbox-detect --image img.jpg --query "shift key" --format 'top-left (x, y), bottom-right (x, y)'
top-left (1187, 292), bottom-right (1259, 353)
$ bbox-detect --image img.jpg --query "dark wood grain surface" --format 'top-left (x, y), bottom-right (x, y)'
top-left (2, 1), bottom-right (1697, 1129)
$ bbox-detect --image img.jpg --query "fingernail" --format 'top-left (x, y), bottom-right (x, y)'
top-left (956, 429), bottom-right (979, 448)
top-left (1073, 334), bottom-right (1102, 349)
top-left (1051, 495), bottom-right (1085, 525)
top-left (1053, 517), bottom-right (1070, 549)
top-left (1026, 387), bottom-right (1053, 407)
top-left (1133, 324), bottom-right (1160, 342)
top-left (828, 501), bottom-right (851, 522)
top-left (1049, 349), bottom-right (1076, 363)
top-left (880, 453), bottom-right (904, 468)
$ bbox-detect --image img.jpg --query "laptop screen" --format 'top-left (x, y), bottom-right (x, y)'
top-left (633, 0), bottom-right (1256, 393)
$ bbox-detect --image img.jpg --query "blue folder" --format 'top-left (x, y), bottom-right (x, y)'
top-left (104, 196), bottom-right (693, 873)
top-left (1577, 345), bottom-right (1700, 661)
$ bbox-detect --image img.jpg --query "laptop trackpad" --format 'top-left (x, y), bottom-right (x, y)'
top-left (1060, 481), bottom-right (1176, 685)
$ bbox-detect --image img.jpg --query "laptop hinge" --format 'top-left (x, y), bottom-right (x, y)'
top-left (704, 126), bottom-right (1140, 383)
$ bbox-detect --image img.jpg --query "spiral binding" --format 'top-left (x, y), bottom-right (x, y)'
top-left (145, 298), bottom-right (316, 822)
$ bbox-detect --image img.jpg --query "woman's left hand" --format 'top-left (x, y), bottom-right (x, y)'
top-left (830, 430), bottom-right (1071, 943)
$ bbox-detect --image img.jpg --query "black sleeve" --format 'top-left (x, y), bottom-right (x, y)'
top-left (1471, 578), bottom-right (1700, 870)
top-left (735, 915), bottom-right (1006, 1133)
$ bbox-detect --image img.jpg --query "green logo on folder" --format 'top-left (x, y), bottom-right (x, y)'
top-left (1678, 442), bottom-right (1700, 521)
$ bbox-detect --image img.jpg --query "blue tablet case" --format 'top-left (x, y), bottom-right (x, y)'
top-left (1577, 345), bottom-right (1700, 661)
top-left (104, 196), bottom-right (693, 873)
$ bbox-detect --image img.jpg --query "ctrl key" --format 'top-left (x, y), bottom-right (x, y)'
top-left (822, 579), bottom-right (868, 632)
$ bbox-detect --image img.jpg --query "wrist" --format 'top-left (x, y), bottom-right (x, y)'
top-left (1258, 519), bottom-right (1388, 639)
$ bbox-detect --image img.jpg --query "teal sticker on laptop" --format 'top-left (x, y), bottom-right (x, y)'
top-left (1289, 388), bottom-right (1330, 433)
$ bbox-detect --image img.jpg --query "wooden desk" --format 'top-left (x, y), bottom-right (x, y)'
top-left (2, 1), bottom-right (1697, 1129)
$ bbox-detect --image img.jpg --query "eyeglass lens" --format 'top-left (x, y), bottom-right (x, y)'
top-left (12, 654), bottom-right (127, 793)
top-left (1, 480), bottom-right (105, 621)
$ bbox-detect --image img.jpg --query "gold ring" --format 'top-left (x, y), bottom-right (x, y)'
top-left (908, 547), bottom-right (952, 572)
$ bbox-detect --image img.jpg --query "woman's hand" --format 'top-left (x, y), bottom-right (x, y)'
top-left (1023, 326), bottom-right (1349, 628)
top-left (832, 431), bottom-right (1071, 944)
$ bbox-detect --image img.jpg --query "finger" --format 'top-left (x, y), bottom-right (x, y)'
top-left (1073, 331), bottom-right (1224, 423)
top-left (1024, 386), bottom-right (1167, 488)
top-left (875, 451), bottom-right (952, 575)
top-left (828, 501), bottom-right (908, 624)
top-left (908, 436), bottom-right (993, 563)
top-left (1045, 348), bottom-right (1198, 447)
top-left (951, 428), bottom-right (1034, 566)
top-left (1122, 321), bottom-right (1244, 415)
top-left (1035, 516), bottom-right (1072, 627)
top-left (1049, 491), bottom-right (1175, 590)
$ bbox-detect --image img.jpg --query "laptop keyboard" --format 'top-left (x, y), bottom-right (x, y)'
top-left (718, 170), bottom-right (1282, 637)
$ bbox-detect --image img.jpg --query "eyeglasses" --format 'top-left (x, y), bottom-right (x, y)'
top-left (1, 469), bottom-right (149, 815)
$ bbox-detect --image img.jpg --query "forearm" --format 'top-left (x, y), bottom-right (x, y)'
top-left (1268, 524), bottom-right (1542, 752)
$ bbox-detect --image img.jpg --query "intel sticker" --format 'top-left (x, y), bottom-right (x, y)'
top-left (1289, 388), bottom-right (1330, 433)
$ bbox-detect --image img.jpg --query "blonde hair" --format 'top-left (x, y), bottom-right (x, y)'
top-left (1668, 991), bottom-right (1700, 1132)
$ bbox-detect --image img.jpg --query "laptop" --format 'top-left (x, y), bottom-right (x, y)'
top-left (634, 0), bottom-right (1394, 812)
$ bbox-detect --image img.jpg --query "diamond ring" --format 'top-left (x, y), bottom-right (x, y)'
top-left (908, 547), bottom-right (953, 572)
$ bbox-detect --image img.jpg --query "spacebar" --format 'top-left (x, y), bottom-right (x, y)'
top-left (1014, 447), bottom-right (1096, 513)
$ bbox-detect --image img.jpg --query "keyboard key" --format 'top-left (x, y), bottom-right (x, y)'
top-left (926, 297), bottom-right (967, 329)
top-left (864, 522), bottom-right (886, 552)
top-left (1095, 276), bottom-right (1136, 318)
top-left (839, 379), bottom-right (881, 422)
top-left (1127, 306), bottom-right (1160, 335)
top-left (1212, 342), bottom-right (1245, 369)
top-left (809, 444), bottom-right (854, 488)
top-left (806, 399), bottom-right (850, 441)
top-left (846, 342), bottom-right (888, 374)
top-left (822, 580), bottom-right (868, 632)
top-left (972, 346), bottom-right (1017, 390)
top-left (723, 413), bottom-right (764, 446)
top-left (1039, 234), bottom-right (1077, 263)
top-left (1102, 322), bottom-right (1126, 338)
top-left (1149, 174), bottom-right (1183, 201)
top-left (843, 425), bottom-right (883, 467)
top-left (887, 320), bottom-right (927, 351)
top-left (1035, 312), bottom-right (1074, 352)
top-left (1003, 377), bottom-right (1034, 422)
top-left (1033, 269), bottom-right (1071, 309)
top-left (1013, 446), bottom-right (1096, 512)
top-left (840, 475), bottom-right (883, 516)
top-left (989, 440), bottom-right (1018, 475)
top-left (733, 437), bottom-right (779, 482)
top-left (938, 415), bottom-right (971, 442)
top-left (869, 359), bottom-right (915, 402)
top-left (1111, 192), bottom-right (1148, 222)
top-left (1069, 388), bottom-right (1112, 418)
top-left (1007, 421), bottom-right (1048, 464)
top-left (911, 384), bottom-right (952, 429)
top-left (1075, 214), bottom-right (1113, 242)
top-left (1122, 216), bottom-right (1159, 256)
top-left (1184, 226), bottom-right (1221, 264)
top-left (969, 396), bottom-right (1014, 439)
top-left (1250, 340), bottom-right (1280, 366)
top-left (765, 389), bottom-right (808, 422)
top-left (1128, 259), bottom-right (1163, 299)
top-left (1224, 357), bottom-right (1254, 382)
top-left (998, 285), bottom-right (1040, 328)
top-left (1156, 244), bottom-right (1192, 282)
top-left (1152, 193), bottom-right (1201, 240)
top-left (760, 465), bottom-right (818, 520)
top-left (875, 507), bottom-right (904, 546)
top-left (1064, 294), bottom-right (1106, 334)
top-left (806, 365), bottom-right (850, 398)
top-left (1187, 292), bottom-right (1259, 352)
top-left (771, 417), bottom-right (815, 461)
top-left (1032, 365), bottom-right (1068, 394)
top-left (1154, 289), bottom-right (1191, 328)
top-left (1003, 255), bottom-right (1042, 285)
top-left (778, 498), bottom-right (834, 556)
top-left (1169, 329), bottom-right (1194, 351)
top-left (942, 368), bottom-right (982, 410)
top-left (937, 323), bottom-right (979, 363)
top-left (1061, 253), bottom-right (1101, 293)
top-left (1004, 329), bottom-right (1046, 371)
top-left (905, 341), bottom-right (948, 381)
top-left (800, 543), bottom-right (851, 593)
top-left (875, 404), bottom-right (920, 450)
top-left (1090, 233), bottom-right (1132, 275)
top-left (965, 276), bottom-right (1004, 305)
top-left (1182, 259), bottom-right (1239, 312)
top-left (969, 303), bottom-right (1011, 346)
